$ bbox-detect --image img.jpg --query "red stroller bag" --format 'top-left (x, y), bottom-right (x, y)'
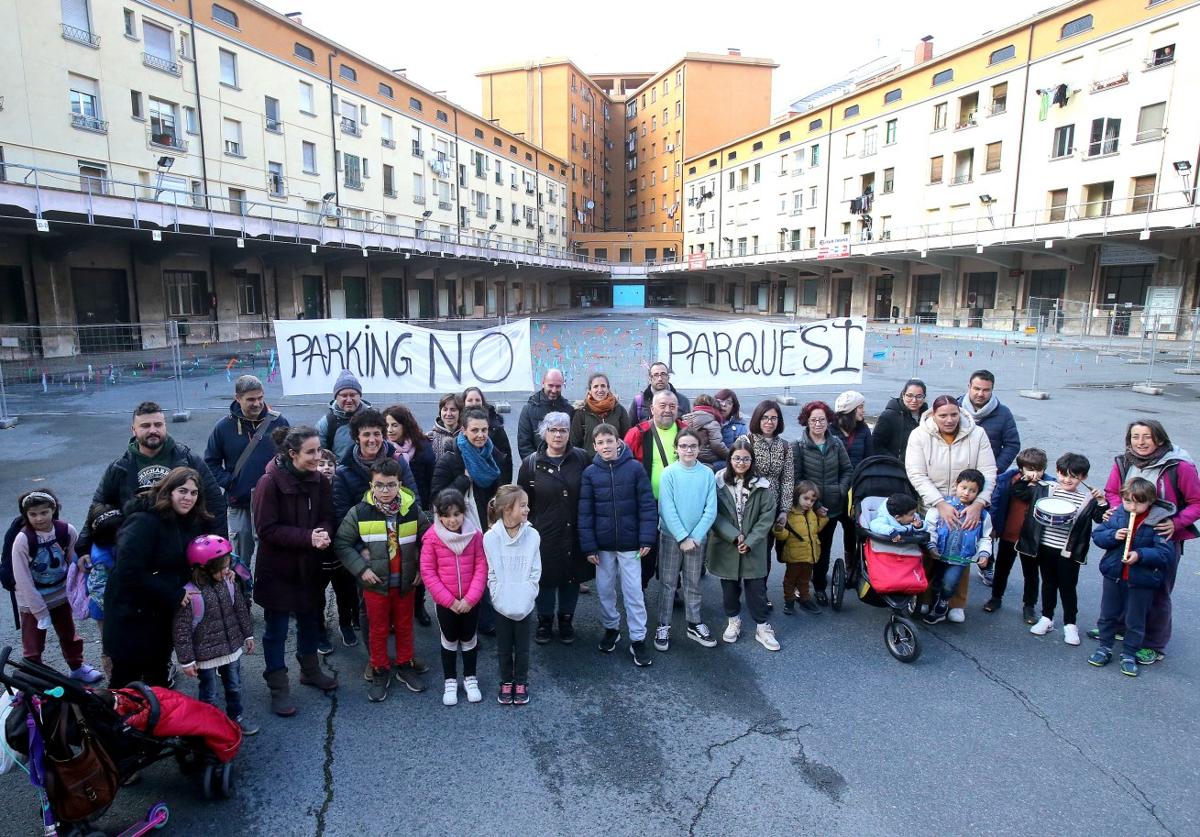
top-left (863, 541), bottom-right (928, 595)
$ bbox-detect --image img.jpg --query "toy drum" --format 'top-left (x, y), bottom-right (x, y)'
top-left (1033, 497), bottom-right (1076, 527)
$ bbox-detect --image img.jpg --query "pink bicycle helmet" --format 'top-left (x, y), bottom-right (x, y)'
top-left (187, 534), bottom-right (233, 567)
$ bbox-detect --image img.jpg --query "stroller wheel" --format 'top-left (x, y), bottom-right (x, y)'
top-left (830, 559), bottom-right (846, 612)
top-left (885, 616), bottom-right (922, 663)
top-left (218, 761), bottom-right (234, 799)
top-left (201, 764), bottom-right (216, 800)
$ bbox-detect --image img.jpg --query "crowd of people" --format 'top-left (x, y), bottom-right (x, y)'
top-left (7, 363), bottom-right (1198, 729)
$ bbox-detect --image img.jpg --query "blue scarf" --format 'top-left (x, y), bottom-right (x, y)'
top-left (456, 433), bottom-right (501, 488)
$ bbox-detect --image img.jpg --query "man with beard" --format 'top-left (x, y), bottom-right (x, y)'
top-left (78, 401), bottom-right (226, 556)
top-left (630, 362), bottom-right (691, 425)
top-left (316, 370), bottom-right (372, 460)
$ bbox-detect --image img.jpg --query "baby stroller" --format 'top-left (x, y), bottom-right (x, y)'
top-left (847, 456), bottom-right (929, 663)
top-left (0, 646), bottom-right (241, 835)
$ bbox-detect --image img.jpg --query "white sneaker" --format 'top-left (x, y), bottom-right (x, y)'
top-left (755, 623), bottom-right (780, 651)
top-left (947, 608), bottom-right (966, 624)
top-left (722, 617), bottom-right (741, 643)
top-left (653, 624), bottom-right (671, 652)
top-left (463, 676), bottom-right (482, 703)
top-left (442, 679), bottom-right (458, 706)
top-left (69, 664), bottom-right (104, 684)
top-left (1063, 624), bottom-right (1081, 646)
top-left (1030, 616), bottom-right (1055, 636)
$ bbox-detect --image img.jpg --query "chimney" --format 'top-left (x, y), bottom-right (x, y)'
top-left (284, 11), bottom-right (303, 25)
top-left (727, 48), bottom-right (741, 57)
top-left (914, 36), bottom-right (934, 66)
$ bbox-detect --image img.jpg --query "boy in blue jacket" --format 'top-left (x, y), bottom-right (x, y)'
top-left (1089, 477), bottom-right (1176, 677)
top-left (578, 423), bottom-right (659, 666)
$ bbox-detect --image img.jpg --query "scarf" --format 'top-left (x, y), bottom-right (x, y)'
top-left (353, 443), bottom-right (389, 471)
top-left (372, 492), bottom-right (401, 518)
top-left (1125, 443), bottom-right (1170, 470)
top-left (395, 438), bottom-right (415, 462)
top-left (960, 394), bottom-right (998, 421)
top-left (586, 391), bottom-right (619, 416)
top-left (434, 518), bottom-right (478, 556)
top-left (456, 433), bottom-right (501, 488)
top-left (279, 454), bottom-right (308, 480)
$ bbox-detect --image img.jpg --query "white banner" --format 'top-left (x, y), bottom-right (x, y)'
top-left (274, 318), bottom-right (534, 396)
top-left (657, 317), bottom-right (865, 389)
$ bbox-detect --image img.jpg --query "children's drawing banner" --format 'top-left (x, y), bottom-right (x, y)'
top-left (274, 318), bottom-right (534, 395)
top-left (656, 316), bottom-right (865, 389)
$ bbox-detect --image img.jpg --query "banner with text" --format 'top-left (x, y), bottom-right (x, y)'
top-left (274, 318), bottom-right (534, 396)
top-left (657, 317), bottom-right (865, 389)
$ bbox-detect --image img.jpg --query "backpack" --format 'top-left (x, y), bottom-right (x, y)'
top-left (2, 517), bottom-right (71, 592)
top-left (184, 562), bottom-right (251, 629)
top-left (322, 409), bottom-right (350, 453)
top-left (1116, 459), bottom-right (1198, 539)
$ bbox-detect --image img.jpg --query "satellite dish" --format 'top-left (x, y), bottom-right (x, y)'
top-left (586, 200), bottom-right (595, 210)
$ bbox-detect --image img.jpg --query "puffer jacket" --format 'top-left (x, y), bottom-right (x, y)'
top-left (578, 442), bottom-right (658, 555)
top-left (1093, 501), bottom-right (1178, 588)
top-left (483, 520), bottom-right (541, 620)
top-left (569, 399), bottom-right (632, 456)
top-left (419, 523), bottom-right (487, 609)
top-left (172, 575), bottom-right (253, 669)
top-left (316, 399), bottom-right (374, 461)
top-left (705, 471), bottom-right (776, 580)
top-left (773, 508), bottom-right (828, 564)
top-left (681, 407), bottom-right (730, 464)
top-left (829, 421), bottom-right (873, 470)
top-left (871, 397), bottom-right (925, 461)
top-left (904, 411), bottom-right (998, 509)
top-left (334, 487), bottom-right (425, 595)
top-left (792, 431), bottom-right (852, 519)
top-left (332, 441), bottom-right (419, 521)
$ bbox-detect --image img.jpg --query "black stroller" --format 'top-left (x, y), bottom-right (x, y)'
top-left (0, 646), bottom-right (238, 835)
top-left (846, 456), bottom-right (929, 663)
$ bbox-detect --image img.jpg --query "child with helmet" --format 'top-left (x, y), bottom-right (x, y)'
top-left (172, 534), bottom-right (258, 735)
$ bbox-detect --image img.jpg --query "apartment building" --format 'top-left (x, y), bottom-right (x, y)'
top-left (0, 0), bottom-right (581, 345)
top-left (670, 0), bottom-right (1200, 331)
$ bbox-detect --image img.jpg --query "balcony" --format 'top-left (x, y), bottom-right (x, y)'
top-left (266, 175), bottom-right (286, 198)
top-left (989, 100), bottom-right (1007, 116)
top-left (438, 200), bottom-right (451, 210)
top-left (381, 137), bottom-right (395, 149)
top-left (1090, 71), bottom-right (1129, 93)
top-left (147, 128), bottom-right (188, 153)
top-left (476, 209), bottom-right (487, 219)
top-left (340, 117), bottom-right (361, 136)
top-left (143, 52), bottom-right (182, 76)
top-left (953, 112), bottom-right (977, 131)
top-left (265, 118), bottom-right (283, 134)
top-left (1086, 138), bottom-right (1119, 158)
top-left (949, 173), bottom-right (973, 185)
top-left (70, 113), bottom-right (108, 134)
top-left (61, 23), bottom-right (100, 48)
top-left (413, 195), bottom-right (426, 205)
top-left (411, 143), bottom-right (423, 157)
top-left (383, 188), bottom-right (397, 198)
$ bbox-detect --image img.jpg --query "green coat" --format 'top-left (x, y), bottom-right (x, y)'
top-left (333, 487), bottom-right (426, 595)
top-left (705, 471), bottom-right (777, 581)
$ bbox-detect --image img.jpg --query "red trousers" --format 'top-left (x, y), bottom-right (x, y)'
top-left (363, 587), bottom-right (415, 669)
top-left (21, 602), bottom-right (84, 669)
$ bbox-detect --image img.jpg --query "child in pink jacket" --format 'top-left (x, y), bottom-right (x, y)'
top-left (420, 488), bottom-right (488, 707)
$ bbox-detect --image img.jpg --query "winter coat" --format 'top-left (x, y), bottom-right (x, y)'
top-left (103, 495), bottom-right (206, 664)
top-left (681, 407), bottom-right (730, 464)
top-left (871, 397), bottom-right (925, 462)
top-left (1012, 479), bottom-right (1107, 561)
top-left (484, 520), bottom-right (541, 620)
top-left (578, 443), bottom-right (658, 555)
top-left (741, 433), bottom-right (794, 518)
top-left (171, 575), bottom-right (254, 669)
top-left (334, 487), bottom-right (425, 595)
top-left (630, 385), bottom-right (691, 425)
top-left (792, 431), bottom-right (852, 519)
top-left (81, 437), bottom-right (226, 555)
top-left (517, 446), bottom-right (594, 587)
top-left (315, 398), bottom-right (374, 461)
top-left (332, 441), bottom-right (419, 521)
top-left (426, 421), bottom-right (460, 460)
top-left (252, 457), bottom-right (335, 614)
top-left (517, 390), bottom-right (576, 460)
top-left (721, 415), bottom-right (748, 449)
top-left (569, 399), bottom-right (632, 456)
top-left (405, 441), bottom-right (437, 511)
top-left (904, 411), bottom-right (997, 509)
top-left (430, 446), bottom-right (509, 528)
top-left (958, 396), bottom-right (1021, 473)
top-left (482, 405), bottom-right (515, 482)
top-left (203, 402), bottom-right (289, 508)
top-left (1104, 448), bottom-right (1200, 544)
top-left (11, 524), bottom-right (78, 619)
top-left (419, 525), bottom-right (488, 609)
top-left (705, 471), bottom-right (776, 580)
top-left (1093, 501), bottom-right (1178, 588)
top-left (772, 508), bottom-right (827, 564)
top-left (829, 421), bottom-right (873, 470)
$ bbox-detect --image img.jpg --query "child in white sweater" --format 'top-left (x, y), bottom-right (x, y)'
top-left (483, 485), bottom-right (541, 706)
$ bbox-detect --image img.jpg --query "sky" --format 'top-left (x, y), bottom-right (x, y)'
top-left (259, 0), bottom-right (1055, 117)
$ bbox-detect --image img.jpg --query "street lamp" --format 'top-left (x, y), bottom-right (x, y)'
top-left (1173, 160), bottom-right (1194, 202)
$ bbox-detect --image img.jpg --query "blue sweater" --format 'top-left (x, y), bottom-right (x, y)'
top-left (658, 461), bottom-right (718, 543)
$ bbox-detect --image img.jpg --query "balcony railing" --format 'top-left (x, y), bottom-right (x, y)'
top-left (147, 129), bottom-right (188, 153)
top-left (438, 200), bottom-right (451, 210)
top-left (1086, 138), bottom-right (1119, 158)
top-left (61, 23), bottom-right (100, 48)
top-left (340, 117), bottom-right (361, 137)
top-left (380, 137), bottom-right (395, 149)
top-left (989, 101), bottom-right (1007, 116)
top-left (954, 112), bottom-right (978, 130)
top-left (143, 52), bottom-right (182, 76)
top-left (1091, 71), bottom-right (1129, 93)
top-left (265, 118), bottom-right (283, 134)
top-left (70, 113), bottom-right (108, 134)
top-left (413, 195), bottom-right (426, 205)
top-left (950, 173), bottom-right (973, 185)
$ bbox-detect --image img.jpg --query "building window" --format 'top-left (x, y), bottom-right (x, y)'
top-left (1136, 102), bottom-right (1166, 142)
top-left (222, 118), bottom-right (242, 156)
top-left (862, 127), bottom-right (877, 156)
top-left (808, 118), bottom-right (822, 131)
top-left (810, 145), bottom-right (820, 167)
top-left (68, 74), bottom-right (102, 128)
top-left (409, 97), bottom-right (422, 112)
top-left (884, 88), bottom-right (902, 105)
top-left (149, 98), bottom-right (179, 147)
top-left (264, 96), bottom-right (281, 132)
top-left (965, 272), bottom-right (997, 309)
top-left (165, 271), bottom-right (208, 316)
top-left (1051, 124), bottom-right (1075, 158)
top-left (1088, 117), bottom-right (1120, 157)
top-left (990, 83), bottom-right (1008, 115)
top-left (1047, 188), bottom-right (1068, 222)
top-left (1150, 44), bottom-right (1175, 68)
top-left (885, 119), bottom-right (897, 144)
top-left (268, 161), bottom-right (285, 197)
top-left (131, 90), bottom-right (144, 119)
top-left (985, 141), bottom-right (1002, 173)
top-left (1131, 174), bottom-right (1156, 213)
top-left (932, 102), bottom-right (947, 131)
top-left (377, 82), bottom-right (393, 99)
top-left (436, 109), bottom-right (448, 123)
top-left (143, 21), bottom-right (179, 75)
top-left (235, 271), bottom-right (263, 315)
top-left (294, 42), bottom-right (314, 62)
top-left (302, 141), bottom-right (318, 174)
top-left (339, 64), bottom-right (357, 82)
top-left (343, 153), bottom-right (362, 189)
top-left (123, 8), bottom-right (136, 37)
top-left (929, 155), bottom-right (943, 184)
top-left (299, 81), bottom-right (315, 114)
top-left (752, 140), bottom-right (763, 152)
top-left (381, 164), bottom-right (395, 197)
top-left (211, 3), bottom-right (237, 26)
top-left (1061, 14), bottom-right (1093, 40)
top-left (932, 68), bottom-right (954, 87)
top-left (883, 168), bottom-right (894, 194)
top-left (844, 104), bottom-right (860, 118)
top-left (1083, 181), bottom-right (1114, 217)
top-left (779, 130), bottom-right (791, 142)
top-left (219, 49), bottom-right (238, 87)
top-left (989, 44), bottom-right (1016, 65)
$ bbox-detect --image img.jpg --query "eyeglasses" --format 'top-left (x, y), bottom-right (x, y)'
top-left (760, 415), bottom-right (779, 423)
top-left (371, 482), bottom-right (399, 491)
top-left (676, 443), bottom-right (699, 450)
top-left (902, 392), bottom-right (924, 400)
top-left (808, 416), bottom-right (828, 425)
top-left (715, 398), bottom-right (733, 407)
top-left (545, 427), bottom-right (568, 434)
top-left (729, 456), bottom-right (753, 464)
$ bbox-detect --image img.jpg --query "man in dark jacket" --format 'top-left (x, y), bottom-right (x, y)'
top-left (80, 401), bottom-right (226, 556)
top-left (204, 375), bottom-right (289, 567)
top-left (315, 370), bottom-right (373, 460)
top-left (517, 369), bottom-right (575, 459)
top-left (959, 370), bottom-right (1021, 473)
top-left (630, 361), bottom-right (691, 425)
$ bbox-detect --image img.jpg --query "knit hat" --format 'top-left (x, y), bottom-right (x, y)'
top-left (332, 369), bottom-right (362, 397)
top-left (834, 390), bottom-right (865, 415)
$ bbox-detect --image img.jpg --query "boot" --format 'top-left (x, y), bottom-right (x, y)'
top-left (263, 668), bottom-right (296, 717)
top-left (557, 613), bottom-right (576, 645)
top-left (297, 654), bottom-right (338, 691)
top-left (534, 615), bottom-right (554, 645)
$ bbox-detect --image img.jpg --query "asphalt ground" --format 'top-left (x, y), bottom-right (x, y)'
top-left (0, 314), bottom-right (1197, 835)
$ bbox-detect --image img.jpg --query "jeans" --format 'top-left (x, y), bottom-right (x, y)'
top-left (262, 609), bottom-right (323, 674)
top-left (1097, 577), bottom-right (1155, 657)
top-left (495, 613), bottom-right (532, 684)
top-left (226, 503), bottom-right (257, 569)
top-left (721, 577), bottom-right (768, 625)
top-left (595, 550), bottom-right (648, 641)
top-left (990, 540), bottom-right (1039, 606)
top-left (655, 533), bottom-right (705, 625)
top-left (932, 562), bottom-right (968, 600)
top-left (197, 659), bottom-right (244, 720)
top-left (535, 582), bottom-right (580, 619)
